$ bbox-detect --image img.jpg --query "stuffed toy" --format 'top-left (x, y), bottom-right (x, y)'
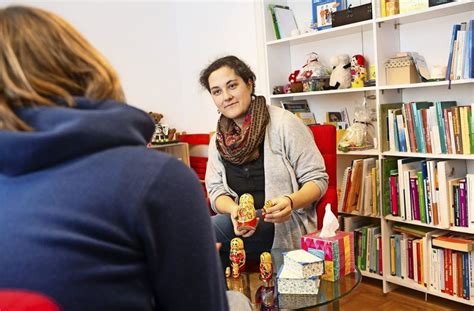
top-left (329, 54), bottom-right (352, 89)
top-left (351, 54), bottom-right (367, 88)
top-left (148, 112), bottom-right (176, 144)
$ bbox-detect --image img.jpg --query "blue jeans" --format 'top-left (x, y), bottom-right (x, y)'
top-left (212, 209), bottom-right (274, 265)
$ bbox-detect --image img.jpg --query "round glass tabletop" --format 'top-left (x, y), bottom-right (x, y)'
top-left (226, 249), bottom-right (362, 310)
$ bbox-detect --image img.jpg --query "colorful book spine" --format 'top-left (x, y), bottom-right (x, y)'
top-left (410, 176), bottom-right (421, 221)
top-left (417, 171), bottom-right (427, 223)
top-left (446, 24), bottom-right (461, 81)
top-left (390, 171), bottom-right (399, 216)
top-left (407, 238), bottom-right (414, 279)
top-left (459, 179), bottom-right (467, 227)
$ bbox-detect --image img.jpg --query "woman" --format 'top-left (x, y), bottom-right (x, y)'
top-left (200, 56), bottom-right (328, 262)
top-left (0, 6), bottom-right (228, 311)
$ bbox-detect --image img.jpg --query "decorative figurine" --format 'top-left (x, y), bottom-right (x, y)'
top-left (262, 200), bottom-right (273, 218)
top-left (259, 252), bottom-right (273, 286)
top-left (148, 112), bottom-right (177, 144)
top-left (255, 252), bottom-right (276, 310)
top-left (350, 54), bottom-right (367, 88)
top-left (329, 54), bottom-right (352, 89)
top-left (296, 52), bottom-right (330, 81)
top-left (225, 267), bottom-right (231, 278)
top-left (236, 193), bottom-right (257, 231)
top-left (229, 237), bottom-right (246, 278)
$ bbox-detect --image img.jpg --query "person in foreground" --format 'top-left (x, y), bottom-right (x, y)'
top-left (0, 6), bottom-right (228, 311)
top-left (200, 55), bottom-right (329, 262)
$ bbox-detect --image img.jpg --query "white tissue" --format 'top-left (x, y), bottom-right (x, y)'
top-left (319, 204), bottom-right (339, 238)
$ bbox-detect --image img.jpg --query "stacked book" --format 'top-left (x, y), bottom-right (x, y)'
top-left (277, 249), bottom-right (324, 295)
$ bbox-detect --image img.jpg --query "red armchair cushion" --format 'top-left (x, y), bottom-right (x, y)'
top-left (308, 125), bottom-right (337, 229)
top-left (0, 290), bottom-right (61, 311)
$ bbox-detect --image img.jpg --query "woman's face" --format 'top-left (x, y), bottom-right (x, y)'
top-left (208, 66), bottom-right (253, 120)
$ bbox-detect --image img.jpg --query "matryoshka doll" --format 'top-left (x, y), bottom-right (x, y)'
top-left (259, 252), bottom-right (273, 286)
top-left (255, 252), bottom-right (276, 310)
top-left (236, 193), bottom-right (258, 231)
top-left (229, 237), bottom-right (246, 278)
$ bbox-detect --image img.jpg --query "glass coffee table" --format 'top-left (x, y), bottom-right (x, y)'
top-left (226, 249), bottom-right (362, 310)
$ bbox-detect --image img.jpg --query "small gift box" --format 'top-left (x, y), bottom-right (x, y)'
top-left (384, 56), bottom-right (421, 85)
top-left (300, 230), bottom-right (355, 282)
top-left (282, 249), bottom-right (324, 278)
top-left (276, 264), bottom-right (321, 295)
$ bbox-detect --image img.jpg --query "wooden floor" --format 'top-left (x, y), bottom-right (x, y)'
top-left (338, 278), bottom-right (472, 311)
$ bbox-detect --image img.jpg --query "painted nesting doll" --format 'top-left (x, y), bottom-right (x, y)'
top-left (236, 193), bottom-right (257, 231)
top-left (259, 252), bottom-right (273, 286)
top-left (229, 237), bottom-right (246, 278)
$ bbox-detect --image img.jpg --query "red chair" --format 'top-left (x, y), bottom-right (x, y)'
top-left (0, 290), bottom-right (61, 311)
top-left (309, 124), bottom-right (338, 229)
top-left (178, 133), bottom-right (213, 214)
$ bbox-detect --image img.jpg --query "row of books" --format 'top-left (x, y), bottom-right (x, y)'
top-left (431, 232), bottom-right (474, 299)
top-left (380, 0), bottom-right (447, 18)
top-left (383, 158), bottom-right (474, 228)
top-left (382, 101), bottom-right (474, 155)
top-left (390, 226), bottom-right (474, 300)
top-left (338, 215), bottom-right (382, 274)
top-left (388, 224), bottom-right (437, 286)
top-left (446, 20), bottom-right (474, 81)
top-left (355, 224), bottom-right (383, 275)
top-left (338, 158), bottom-right (380, 216)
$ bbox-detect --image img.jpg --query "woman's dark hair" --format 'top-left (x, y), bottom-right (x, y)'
top-left (199, 55), bottom-right (256, 95)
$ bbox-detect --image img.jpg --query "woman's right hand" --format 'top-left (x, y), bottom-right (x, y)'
top-left (230, 205), bottom-right (259, 238)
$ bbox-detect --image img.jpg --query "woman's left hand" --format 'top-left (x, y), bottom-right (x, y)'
top-left (262, 196), bottom-right (292, 223)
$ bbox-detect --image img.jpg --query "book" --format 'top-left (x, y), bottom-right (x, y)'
top-left (295, 112), bottom-right (317, 125)
top-left (273, 6), bottom-right (299, 39)
top-left (432, 233), bottom-right (474, 252)
top-left (268, 4), bottom-right (285, 40)
top-left (326, 111), bottom-right (343, 123)
top-left (446, 24), bottom-right (461, 81)
top-left (281, 99), bottom-right (311, 113)
top-left (311, 0), bottom-right (343, 30)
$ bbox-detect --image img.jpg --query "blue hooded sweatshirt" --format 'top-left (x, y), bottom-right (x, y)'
top-left (0, 98), bottom-right (228, 311)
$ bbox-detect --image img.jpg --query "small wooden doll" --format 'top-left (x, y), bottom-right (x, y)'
top-left (236, 193), bottom-right (257, 231)
top-left (259, 252), bottom-right (273, 286)
top-left (262, 200), bottom-right (273, 218)
top-left (229, 237), bottom-right (246, 277)
top-left (256, 252), bottom-right (276, 310)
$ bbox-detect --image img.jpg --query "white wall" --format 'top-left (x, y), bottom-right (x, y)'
top-left (2, 0), bottom-right (264, 133)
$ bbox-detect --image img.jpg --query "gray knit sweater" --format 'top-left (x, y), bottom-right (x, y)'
top-left (206, 104), bottom-right (328, 250)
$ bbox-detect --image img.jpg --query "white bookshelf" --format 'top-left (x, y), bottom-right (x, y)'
top-left (259, 0), bottom-right (474, 306)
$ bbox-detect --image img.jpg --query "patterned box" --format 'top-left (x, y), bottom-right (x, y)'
top-left (300, 230), bottom-right (355, 282)
top-left (282, 249), bottom-right (324, 278)
top-left (276, 264), bottom-right (321, 295)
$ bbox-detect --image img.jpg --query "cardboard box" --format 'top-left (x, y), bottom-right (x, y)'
top-left (385, 56), bottom-right (421, 85)
top-left (300, 230), bottom-right (355, 282)
top-left (282, 249), bottom-right (324, 278)
top-left (277, 265), bottom-right (321, 295)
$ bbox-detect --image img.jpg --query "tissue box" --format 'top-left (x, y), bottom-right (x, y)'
top-left (300, 230), bottom-right (355, 282)
top-left (282, 249), bottom-right (324, 278)
top-left (277, 265), bottom-right (321, 295)
top-left (384, 56), bottom-right (421, 85)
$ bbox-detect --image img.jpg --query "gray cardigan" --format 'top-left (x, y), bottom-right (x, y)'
top-left (206, 104), bottom-right (328, 250)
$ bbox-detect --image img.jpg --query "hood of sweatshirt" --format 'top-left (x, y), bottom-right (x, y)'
top-left (0, 97), bottom-right (154, 176)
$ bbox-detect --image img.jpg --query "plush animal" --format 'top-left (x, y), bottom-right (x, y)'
top-left (329, 54), bottom-right (352, 89)
top-left (351, 54), bottom-right (367, 88)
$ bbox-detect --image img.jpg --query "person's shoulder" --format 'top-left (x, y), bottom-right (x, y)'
top-left (267, 104), bottom-right (304, 129)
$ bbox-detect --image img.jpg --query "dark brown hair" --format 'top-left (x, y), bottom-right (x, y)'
top-left (0, 6), bottom-right (125, 131)
top-left (199, 55), bottom-right (256, 95)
